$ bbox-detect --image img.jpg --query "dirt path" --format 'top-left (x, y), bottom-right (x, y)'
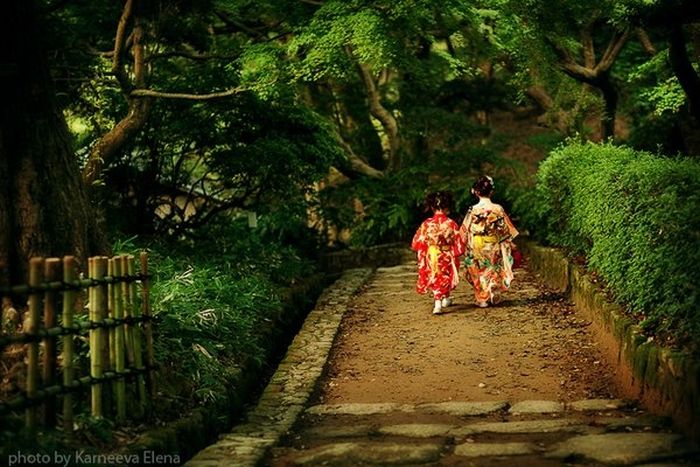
top-left (319, 263), bottom-right (618, 405)
top-left (262, 260), bottom-right (698, 466)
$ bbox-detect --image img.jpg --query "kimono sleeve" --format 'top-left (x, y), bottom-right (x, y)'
top-left (500, 208), bottom-right (519, 241)
top-left (411, 221), bottom-right (428, 252)
top-left (459, 209), bottom-right (473, 247)
top-left (452, 219), bottom-right (466, 256)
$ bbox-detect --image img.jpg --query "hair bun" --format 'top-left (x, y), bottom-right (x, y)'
top-left (472, 175), bottom-right (494, 197)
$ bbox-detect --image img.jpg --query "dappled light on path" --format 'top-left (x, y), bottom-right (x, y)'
top-left (321, 263), bottom-right (616, 405)
top-left (263, 260), bottom-right (700, 466)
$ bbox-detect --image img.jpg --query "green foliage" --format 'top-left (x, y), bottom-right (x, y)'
top-left (114, 219), bottom-right (315, 406)
top-left (525, 132), bottom-right (566, 153)
top-left (518, 141), bottom-right (700, 348)
top-left (321, 144), bottom-right (520, 247)
top-left (344, 167), bottom-right (430, 246)
top-left (105, 94), bottom-right (341, 235)
top-left (624, 49), bottom-right (692, 154)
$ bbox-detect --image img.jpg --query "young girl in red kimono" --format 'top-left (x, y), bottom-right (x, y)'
top-left (411, 191), bottom-right (466, 315)
top-left (460, 176), bottom-right (519, 307)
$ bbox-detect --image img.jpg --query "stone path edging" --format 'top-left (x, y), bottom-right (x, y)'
top-left (184, 268), bottom-right (373, 467)
top-left (518, 238), bottom-right (700, 442)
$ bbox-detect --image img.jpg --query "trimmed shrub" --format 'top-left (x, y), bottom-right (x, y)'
top-left (519, 141), bottom-right (700, 348)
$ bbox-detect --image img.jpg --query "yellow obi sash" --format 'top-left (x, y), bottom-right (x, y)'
top-left (427, 244), bottom-right (450, 274)
top-left (472, 235), bottom-right (498, 249)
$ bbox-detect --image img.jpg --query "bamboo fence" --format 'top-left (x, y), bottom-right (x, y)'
top-left (0, 253), bottom-right (155, 434)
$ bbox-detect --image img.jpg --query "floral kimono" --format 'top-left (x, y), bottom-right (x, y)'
top-left (411, 212), bottom-right (466, 300)
top-left (461, 204), bottom-right (519, 304)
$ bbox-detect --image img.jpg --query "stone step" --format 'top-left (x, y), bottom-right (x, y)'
top-left (265, 399), bottom-right (699, 465)
top-left (269, 430), bottom-right (698, 466)
top-left (375, 264), bottom-right (416, 273)
top-left (302, 416), bottom-right (672, 440)
top-left (306, 401), bottom-right (508, 416)
top-left (303, 417), bottom-right (670, 439)
top-left (280, 441), bottom-right (443, 465)
top-left (546, 432), bottom-right (698, 465)
top-left (306, 399), bottom-right (631, 417)
top-left (269, 431), bottom-right (698, 465)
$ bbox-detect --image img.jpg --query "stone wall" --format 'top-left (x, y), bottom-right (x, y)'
top-left (518, 238), bottom-right (700, 442)
top-left (125, 244), bottom-right (413, 462)
top-left (184, 268), bottom-right (374, 466)
top-left (123, 273), bottom-right (329, 462)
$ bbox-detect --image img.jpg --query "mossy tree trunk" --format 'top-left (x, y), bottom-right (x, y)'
top-left (0, 1), bottom-right (102, 287)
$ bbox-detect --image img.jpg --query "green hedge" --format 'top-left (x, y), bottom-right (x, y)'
top-left (517, 141), bottom-right (700, 348)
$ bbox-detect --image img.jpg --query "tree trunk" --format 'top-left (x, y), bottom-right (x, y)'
top-left (84, 99), bottom-right (151, 187)
top-left (355, 62), bottom-right (401, 171)
top-left (597, 74), bottom-right (618, 140)
top-left (526, 85), bottom-right (571, 134)
top-left (1, 1), bottom-right (102, 286)
top-left (668, 24), bottom-right (700, 121)
top-left (84, 5), bottom-right (152, 187)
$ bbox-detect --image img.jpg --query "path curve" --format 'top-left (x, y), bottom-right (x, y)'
top-left (186, 255), bottom-right (699, 466)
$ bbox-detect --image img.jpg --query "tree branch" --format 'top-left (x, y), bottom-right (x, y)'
top-left (352, 57), bottom-right (400, 170)
top-left (559, 61), bottom-right (597, 82)
top-left (636, 27), bottom-right (657, 55)
top-left (130, 86), bottom-right (248, 100)
top-left (596, 29), bottom-right (630, 73)
top-left (84, 0), bottom-right (151, 186)
top-left (112, 0), bottom-right (134, 92)
top-left (336, 137), bottom-right (384, 179)
top-left (548, 38), bottom-right (596, 80)
top-left (146, 50), bottom-right (240, 62)
top-left (581, 28), bottom-right (596, 69)
top-left (133, 14), bottom-right (146, 88)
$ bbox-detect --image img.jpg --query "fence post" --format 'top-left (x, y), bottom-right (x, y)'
top-left (113, 257), bottom-right (126, 421)
top-left (98, 256), bottom-right (110, 416)
top-left (89, 257), bottom-right (106, 417)
top-left (26, 257), bottom-right (44, 432)
top-left (107, 258), bottom-right (116, 396)
top-left (62, 256), bottom-right (76, 436)
top-left (140, 252), bottom-right (155, 399)
top-left (121, 256), bottom-right (136, 369)
top-left (128, 255), bottom-right (147, 416)
top-left (42, 258), bottom-right (60, 427)
top-left (3, 252), bottom-right (153, 428)
top-left (107, 258), bottom-right (116, 417)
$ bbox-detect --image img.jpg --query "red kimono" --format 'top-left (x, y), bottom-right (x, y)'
top-left (411, 212), bottom-right (466, 300)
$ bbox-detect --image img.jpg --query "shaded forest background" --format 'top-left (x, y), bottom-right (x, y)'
top-left (2, 0), bottom-right (700, 453)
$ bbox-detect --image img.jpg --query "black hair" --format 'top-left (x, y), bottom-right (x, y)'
top-left (424, 191), bottom-right (454, 213)
top-left (472, 175), bottom-right (494, 197)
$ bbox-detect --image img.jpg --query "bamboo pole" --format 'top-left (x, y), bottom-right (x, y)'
top-left (128, 255), bottom-right (146, 415)
top-left (42, 258), bottom-right (61, 427)
top-left (26, 257), bottom-right (44, 431)
top-left (121, 255), bottom-right (136, 368)
top-left (107, 257), bottom-right (116, 417)
top-left (108, 258), bottom-right (116, 374)
top-left (140, 252), bottom-right (155, 399)
top-left (62, 256), bottom-right (76, 436)
top-left (89, 257), bottom-right (106, 417)
top-left (113, 257), bottom-right (126, 421)
top-left (98, 257), bottom-right (110, 416)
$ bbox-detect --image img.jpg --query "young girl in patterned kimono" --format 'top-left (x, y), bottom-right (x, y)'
top-left (461, 176), bottom-right (519, 307)
top-left (412, 191), bottom-right (466, 315)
